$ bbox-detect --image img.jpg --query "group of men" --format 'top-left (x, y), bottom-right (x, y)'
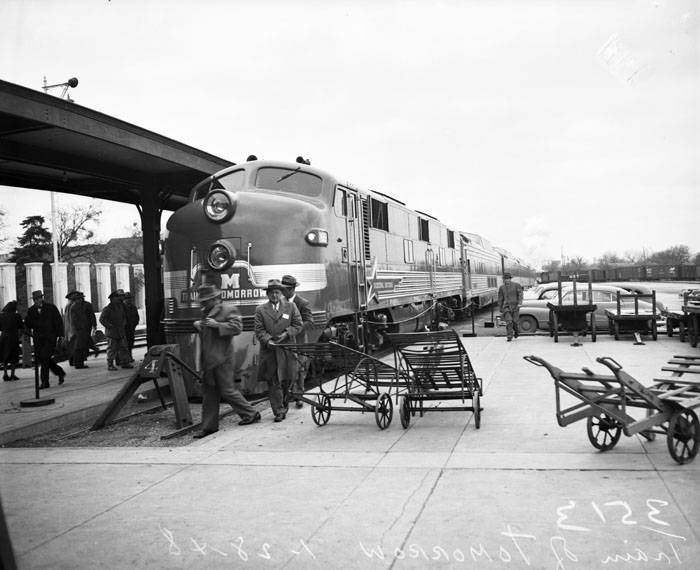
top-left (22, 288), bottom-right (140, 389)
top-left (193, 274), bottom-right (312, 439)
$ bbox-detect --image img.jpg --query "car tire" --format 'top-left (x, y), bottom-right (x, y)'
top-left (518, 315), bottom-right (538, 333)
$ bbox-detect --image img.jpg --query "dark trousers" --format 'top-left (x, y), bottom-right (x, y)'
top-left (36, 338), bottom-right (64, 384)
top-left (200, 364), bottom-right (257, 433)
top-left (502, 308), bottom-right (520, 339)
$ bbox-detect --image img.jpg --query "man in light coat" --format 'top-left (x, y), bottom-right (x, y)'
top-left (192, 284), bottom-right (260, 439)
top-left (254, 279), bottom-right (303, 422)
top-left (497, 272), bottom-right (524, 342)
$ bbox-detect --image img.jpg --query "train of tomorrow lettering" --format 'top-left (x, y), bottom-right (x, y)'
top-left (162, 158), bottom-right (536, 393)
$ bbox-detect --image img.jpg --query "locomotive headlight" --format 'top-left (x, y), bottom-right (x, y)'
top-left (203, 190), bottom-right (237, 223)
top-left (305, 229), bottom-right (329, 246)
top-left (207, 240), bottom-right (236, 270)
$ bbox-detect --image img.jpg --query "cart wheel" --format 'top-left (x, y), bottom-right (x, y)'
top-left (374, 393), bottom-right (393, 430)
top-left (311, 394), bottom-right (331, 426)
top-left (586, 413), bottom-right (622, 451)
top-left (666, 409), bottom-right (700, 465)
top-left (472, 391), bottom-right (481, 429)
top-left (400, 395), bottom-right (411, 429)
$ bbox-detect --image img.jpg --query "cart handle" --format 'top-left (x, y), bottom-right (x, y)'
top-left (596, 356), bottom-right (622, 372)
top-left (523, 355), bottom-right (546, 367)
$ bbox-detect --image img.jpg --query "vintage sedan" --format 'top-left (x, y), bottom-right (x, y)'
top-left (517, 284), bottom-right (661, 333)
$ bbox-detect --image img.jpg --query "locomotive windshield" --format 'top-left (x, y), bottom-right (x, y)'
top-left (193, 169), bottom-right (246, 201)
top-left (255, 167), bottom-right (323, 197)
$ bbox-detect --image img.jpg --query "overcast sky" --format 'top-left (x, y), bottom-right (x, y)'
top-left (1, 0), bottom-right (698, 268)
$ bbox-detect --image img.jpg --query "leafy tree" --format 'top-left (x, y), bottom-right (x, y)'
top-left (9, 215), bottom-right (53, 263)
top-left (0, 208), bottom-right (6, 247)
top-left (647, 244), bottom-right (690, 266)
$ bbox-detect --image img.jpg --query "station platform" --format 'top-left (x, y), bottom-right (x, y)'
top-left (1, 333), bottom-right (699, 569)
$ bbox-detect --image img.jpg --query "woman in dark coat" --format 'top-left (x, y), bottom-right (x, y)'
top-left (0, 301), bottom-right (24, 381)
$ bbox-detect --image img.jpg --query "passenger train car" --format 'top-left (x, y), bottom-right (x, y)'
top-left (162, 159), bottom-right (535, 393)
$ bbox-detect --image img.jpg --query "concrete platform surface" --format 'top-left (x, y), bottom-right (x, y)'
top-left (1, 334), bottom-right (699, 569)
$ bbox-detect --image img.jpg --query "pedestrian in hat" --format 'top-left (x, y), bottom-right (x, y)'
top-left (498, 272), bottom-right (523, 341)
top-left (99, 289), bottom-right (132, 370)
top-left (122, 291), bottom-right (140, 364)
top-left (192, 284), bottom-right (260, 439)
top-left (64, 291), bottom-right (97, 369)
top-left (24, 290), bottom-right (66, 388)
top-left (281, 274), bottom-right (313, 408)
top-left (254, 279), bottom-right (303, 422)
top-left (1, 301), bottom-right (24, 381)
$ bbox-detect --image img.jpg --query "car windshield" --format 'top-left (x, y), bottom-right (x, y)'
top-left (255, 167), bottom-right (323, 198)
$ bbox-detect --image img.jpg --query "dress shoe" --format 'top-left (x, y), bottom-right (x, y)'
top-left (238, 412), bottom-right (261, 426)
top-left (273, 412), bottom-right (286, 423)
top-left (121, 363), bottom-right (134, 369)
top-left (295, 400), bottom-right (304, 409)
top-left (10, 375), bottom-right (19, 381)
top-left (2, 376), bottom-right (9, 382)
top-left (108, 364), bottom-right (118, 371)
top-left (507, 337), bottom-right (512, 342)
top-left (58, 374), bottom-right (65, 385)
top-left (40, 382), bottom-right (50, 389)
top-left (192, 430), bottom-right (217, 439)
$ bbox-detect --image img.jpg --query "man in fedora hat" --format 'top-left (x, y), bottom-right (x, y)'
top-left (99, 289), bottom-right (132, 370)
top-left (192, 284), bottom-right (260, 438)
top-left (498, 272), bottom-right (523, 342)
top-left (24, 290), bottom-right (66, 388)
top-left (254, 279), bottom-right (303, 422)
top-left (64, 290), bottom-right (97, 369)
top-left (281, 274), bottom-right (313, 408)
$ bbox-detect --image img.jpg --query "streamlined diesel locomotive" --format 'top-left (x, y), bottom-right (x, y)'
top-left (162, 158), bottom-right (534, 393)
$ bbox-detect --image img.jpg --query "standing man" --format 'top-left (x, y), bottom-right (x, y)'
top-left (64, 291), bottom-right (97, 369)
top-left (498, 272), bottom-right (524, 342)
top-left (192, 284), bottom-right (260, 439)
top-left (24, 290), bottom-right (65, 388)
top-left (281, 274), bottom-right (313, 408)
top-left (99, 289), bottom-right (132, 371)
top-left (123, 291), bottom-right (140, 364)
top-left (254, 279), bottom-right (303, 422)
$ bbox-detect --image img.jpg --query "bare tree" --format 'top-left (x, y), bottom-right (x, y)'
top-left (57, 203), bottom-right (102, 258)
top-left (648, 244), bottom-right (691, 266)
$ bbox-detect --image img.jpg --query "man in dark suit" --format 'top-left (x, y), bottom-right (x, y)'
top-left (192, 284), bottom-right (260, 439)
top-left (24, 290), bottom-right (65, 389)
top-left (254, 279), bottom-right (302, 422)
top-left (281, 274), bottom-right (313, 408)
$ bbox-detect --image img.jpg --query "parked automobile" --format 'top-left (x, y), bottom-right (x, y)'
top-left (525, 281), bottom-right (667, 313)
top-left (517, 284), bottom-right (663, 333)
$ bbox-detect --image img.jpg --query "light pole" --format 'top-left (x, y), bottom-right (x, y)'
top-left (42, 76), bottom-right (78, 102)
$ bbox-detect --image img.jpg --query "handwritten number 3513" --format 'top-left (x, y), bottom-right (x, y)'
top-left (557, 499), bottom-right (670, 532)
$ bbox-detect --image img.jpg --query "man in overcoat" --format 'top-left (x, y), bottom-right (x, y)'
top-left (254, 279), bottom-right (303, 422)
top-left (64, 291), bottom-right (97, 369)
top-left (192, 284), bottom-right (260, 439)
top-left (281, 274), bottom-right (313, 408)
top-left (123, 291), bottom-right (140, 363)
top-left (99, 289), bottom-right (132, 370)
top-left (497, 272), bottom-right (524, 341)
top-left (24, 290), bottom-right (65, 388)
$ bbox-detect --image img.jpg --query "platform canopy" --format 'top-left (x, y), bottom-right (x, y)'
top-left (0, 78), bottom-right (235, 346)
top-left (0, 78), bottom-right (233, 209)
